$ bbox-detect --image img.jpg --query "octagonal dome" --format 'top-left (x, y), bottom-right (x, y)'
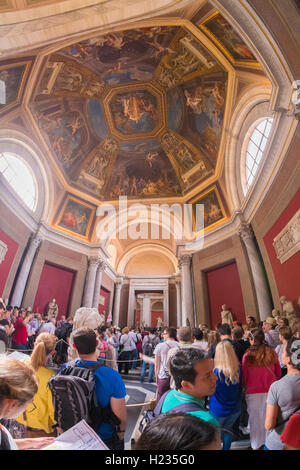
top-left (30, 25), bottom-right (229, 201)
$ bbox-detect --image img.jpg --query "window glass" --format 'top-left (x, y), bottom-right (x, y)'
top-left (245, 118), bottom-right (273, 188)
top-left (0, 152), bottom-right (37, 210)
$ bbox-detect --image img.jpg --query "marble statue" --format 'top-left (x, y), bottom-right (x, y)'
top-left (271, 308), bottom-right (281, 325)
top-left (221, 304), bottom-right (233, 327)
top-left (68, 307), bottom-right (105, 361)
top-left (47, 298), bottom-right (59, 318)
top-left (157, 316), bottom-right (163, 329)
top-left (280, 296), bottom-right (297, 323)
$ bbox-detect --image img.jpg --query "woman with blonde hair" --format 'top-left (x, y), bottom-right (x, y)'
top-left (209, 340), bottom-right (242, 450)
top-left (242, 328), bottom-right (281, 450)
top-left (16, 332), bottom-right (57, 438)
top-left (0, 355), bottom-right (54, 449)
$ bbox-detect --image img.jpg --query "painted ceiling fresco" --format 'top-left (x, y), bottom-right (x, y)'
top-left (30, 25), bottom-right (230, 200)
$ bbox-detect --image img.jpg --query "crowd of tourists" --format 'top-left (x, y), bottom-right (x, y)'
top-left (0, 299), bottom-right (300, 451)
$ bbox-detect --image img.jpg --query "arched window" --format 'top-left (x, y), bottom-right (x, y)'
top-left (0, 152), bottom-right (37, 211)
top-left (245, 117), bottom-right (273, 188)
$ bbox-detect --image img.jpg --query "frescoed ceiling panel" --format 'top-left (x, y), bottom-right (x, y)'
top-left (29, 23), bottom-right (231, 200)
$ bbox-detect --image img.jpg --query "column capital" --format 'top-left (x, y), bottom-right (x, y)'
top-left (30, 233), bottom-right (43, 249)
top-left (115, 278), bottom-right (123, 289)
top-left (238, 224), bottom-right (254, 243)
top-left (97, 260), bottom-right (106, 271)
top-left (178, 253), bottom-right (192, 269)
top-left (88, 255), bottom-right (100, 270)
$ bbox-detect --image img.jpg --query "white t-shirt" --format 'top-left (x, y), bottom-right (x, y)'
top-left (154, 340), bottom-right (178, 379)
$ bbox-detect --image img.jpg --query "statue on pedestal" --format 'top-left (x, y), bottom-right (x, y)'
top-left (280, 296), bottom-right (297, 324)
top-left (271, 308), bottom-right (281, 325)
top-left (47, 298), bottom-right (59, 319)
top-left (221, 304), bottom-right (233, 328)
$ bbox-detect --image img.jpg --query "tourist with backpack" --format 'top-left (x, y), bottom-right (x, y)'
top-left (140, 328), bottom-right (160, 384)
top-left (50, 327), bottom-right (127, 450)
top-left (154, 327), bottom-right (178, 401)
top-left (138, 348), bottom-right (219, 436)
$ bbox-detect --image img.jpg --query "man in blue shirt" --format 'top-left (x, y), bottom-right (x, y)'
top-left (62, 327), bottom-right (127, 449)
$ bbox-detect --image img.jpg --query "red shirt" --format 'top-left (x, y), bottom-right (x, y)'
top-left (242, 352), bottom-right (281, 394)
top-left (12, 317), bottom-right (28, 345)
top-left (280, 413), bottom-right (300, 449)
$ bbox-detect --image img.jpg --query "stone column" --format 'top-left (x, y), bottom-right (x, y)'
top-left (238, 224), bottom-right (272, 321)
top-left (92, 260), bottom-right (106, 309)
top-left (10, 234), bottom-right (42, 307)
top-left (127, 284), bottom-right (136, 327)
top-left (163, 287), bottom-right (169, 327)
top-left (113, 279), bottom-right (123, 327)
top-left (82, 256), bottom-right (99, 308)
top-left (142, 293), bottom-right (151, 327)
top-left (175, 279), bottom-right (182, 327)
top-left (179, 254), bottom-right (194, 327)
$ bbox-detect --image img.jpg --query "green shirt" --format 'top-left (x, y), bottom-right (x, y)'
top-left (161, 389), bottom-right (219, 427)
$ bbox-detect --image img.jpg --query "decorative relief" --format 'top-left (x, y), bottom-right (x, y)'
top-left (0, 240), bottom-right (8, 264)
top-left (273, 209), bottom-right (300, 264)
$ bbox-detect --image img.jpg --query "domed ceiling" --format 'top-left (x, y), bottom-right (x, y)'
top-left (30, 26), bottom-right (228, 201)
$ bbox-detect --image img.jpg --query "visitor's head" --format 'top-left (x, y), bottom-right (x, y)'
top-left (134, 413), bottom-right (221, 451)
top-left (278, 326), bottom-right (293, 344)
top-left (263, 317), bottom-right (277, 332)
top-left (0, 356), bottom-right (38, 419)
top-left (207, 330), bottom-right (220, 348)
top-left (282, 336), bottom-right (300, 371)
top-left (73, 327), bottom-right (97, 355)
top-left (193, 328), bottom-right (203, 341)
top-left (214, 340), bottom-right (240, 385)
top-left (30, 333), bottom-right (57, 370)
top-left (291, 319), bottom-right (300, 339)
top-left (170, 348), bottom-right (216, 398)
top-left (232, 326), bottom-right (244, 341)
top-left (162, 327), bottom-right (177, 341)
top-left (177, 326), bottom-right (192, 343)
top-left (122, 326), bottom-right (130, 335)
top-left (278, 317), bottom-right (289, 328)
top-left (246, 316), bottom-right (256, 327)
top-left (217, 323), bottom-right (231, 338)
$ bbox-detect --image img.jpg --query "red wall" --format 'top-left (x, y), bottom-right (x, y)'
top-left (98, 286), bottom-right (110, 317)
top-left (135, 310), bottom-right (164, 327)
top-left (33, 262), bottom-right (75, 319)
top-left (263, 188), bottom-right (300, 313)
top-left (0, 228), bottom-right (19, 297)
top-left (206, 262), bottom-right (246, 329)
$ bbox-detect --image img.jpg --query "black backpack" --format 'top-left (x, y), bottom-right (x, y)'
top-left (139, 390), bottom-right (206, 434)
top-left (48, 359), bottom-right (120, 433)
top-left (143, 335), bottom-right (156, 357)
